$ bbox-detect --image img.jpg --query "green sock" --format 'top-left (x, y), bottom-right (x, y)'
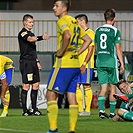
top-left (110, 101), bottom-right (116, 114)
top-left (123, 112), bottom-right (133, 121)
top-left (98, 96), bottom-right (105, 111)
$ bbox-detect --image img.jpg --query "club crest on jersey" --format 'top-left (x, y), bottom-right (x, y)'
top-left (21, 31), bottom-right (27, 37)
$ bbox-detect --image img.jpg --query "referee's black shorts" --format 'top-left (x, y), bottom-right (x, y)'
top-left (19, 59), bottom-right (40, 84)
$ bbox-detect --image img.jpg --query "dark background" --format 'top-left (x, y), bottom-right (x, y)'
top-left (0, 0), bottom-right (133, 11)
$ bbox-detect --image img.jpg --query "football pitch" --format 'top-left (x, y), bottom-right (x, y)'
top-left (0, 108), bottom-right (132, 133)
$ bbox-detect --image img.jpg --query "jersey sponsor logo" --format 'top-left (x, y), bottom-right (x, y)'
top-left (70, 54), bottom-right (78, 59)
top-left (21, 31), bottom-right (27, 37)
top-left (98, 51), bottom-right (110, 54)
top-left (99, 28), bottom-right (110, 32)
top-left (67, 48), bottom-right (77, 52)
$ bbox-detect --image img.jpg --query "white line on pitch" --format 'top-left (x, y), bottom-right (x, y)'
top-left (0, 128), bottom-right (45, 133)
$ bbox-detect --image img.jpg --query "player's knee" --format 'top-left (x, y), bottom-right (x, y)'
top-left (32, 82), bottom-right (39, 90)
top-left (46, 90), bottom-right (57, 101)
top-left (83, 85), bottom-right (91, 88)
top-left (68, 97), bottom-right (77, 105)
top-left (23, 84), bottom-right (30, 90)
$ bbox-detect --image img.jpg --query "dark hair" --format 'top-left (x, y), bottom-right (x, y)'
top-left (23, 14), bottom-right (33, 22)
top-left (104, 8), bottom-right (116, 21)
top-left (75, 14), bottom-right (88, 23)
top-left (117, 79), bottom-right (127, 89)
top-left (54, 0), bottom-right (71, 11)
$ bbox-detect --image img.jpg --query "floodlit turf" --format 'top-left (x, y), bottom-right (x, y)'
top-left (0, 108), bottom-right (133, 133)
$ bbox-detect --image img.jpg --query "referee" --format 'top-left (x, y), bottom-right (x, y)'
top-left (18, 14), bottom-right (50, 116)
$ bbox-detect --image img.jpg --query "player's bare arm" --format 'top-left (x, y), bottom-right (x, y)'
top-left (56, 30), bottom-right (70, 57)
top-left (27, 34), bottom-right (50, 42)
top-left (116, 44), bottom-right (124, 74)
top-left (80, 45), bottom-right (94, 74)
top-left (78, 34), bottom-right (92, 55)
top-left (84, 45), bottom-right (94, 63)
top-left (42, 32), bottom-right (50, 40)
top-left (36, 60), bottom-right (42, 71)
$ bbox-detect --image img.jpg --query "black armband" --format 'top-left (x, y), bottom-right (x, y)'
top-left (37, 36), bottom-right (43, 41)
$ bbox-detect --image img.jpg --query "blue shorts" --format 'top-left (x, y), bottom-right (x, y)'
top-left (78, 68), bottom-right (94, 84)
top-left (47, 68), bottom-right (80, 94)
top-left (5, 68), bottom-right (13, 85)
top-left (0, 68), bottom-right (13, 86)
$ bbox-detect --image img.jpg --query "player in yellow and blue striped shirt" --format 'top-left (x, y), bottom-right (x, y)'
top-left (46, 0), bottom-right (92, 133)
top-left (75, 14), bottom-right (95, 116)
top-left (0, 55), bottom-right (14, 117)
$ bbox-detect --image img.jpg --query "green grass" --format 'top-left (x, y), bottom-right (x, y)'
top-left (0, 108), bottom-right (133, 133)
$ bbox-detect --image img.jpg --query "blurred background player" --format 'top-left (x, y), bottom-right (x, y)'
top-left (0, 55), bottom-right (14, 117)
top-left (46, 0), bottom-right (92, 133)
top-left (57, 93), bottom-right (69, 109)
top-left (113, 79), bottom-right (133, 121)
top-left (18, 14), bottom-right (50, 116)
top-left (75, 14), bottom-right (95, 116)
top-left (94, 8), bottom-right (124, 119)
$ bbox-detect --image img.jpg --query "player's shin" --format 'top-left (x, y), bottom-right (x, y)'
top-left (47, 100), bottom-right (58, 130)
top-left (3, 90), bottom-right (10, 113)
top-left (98, 96), bottom-right (106, 111)
top-left (69, 105), bottom-right (78, 132)
top-left (85, 87), bottom-right (93, 113)
top-left (0, 90), bottom-right (10, 117)
top-left (122, 111), bottom-right (133, 121)
top-left (110, 101), bottom-right (116, 115)
top-left (76, 88), bottom-right (83, 112)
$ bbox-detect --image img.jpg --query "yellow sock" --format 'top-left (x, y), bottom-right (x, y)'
top-left (47, 100), bottom-right (58, 130)
top-left (84, 87), bottom-right (92, 112)
top-left (69, 105), bottom-right (78, 132)
top-left (76, 88), bottom-right (83, 112)
top-left (3, 90), bottom-right (10, 113)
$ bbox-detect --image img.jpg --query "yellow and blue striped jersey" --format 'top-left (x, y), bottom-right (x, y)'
top-left (0, 55), bottom-right (14, 75)
top-left (78, 28), bottom-right (95, 68)
top-left (53, 15), bottom-right (86, 68)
